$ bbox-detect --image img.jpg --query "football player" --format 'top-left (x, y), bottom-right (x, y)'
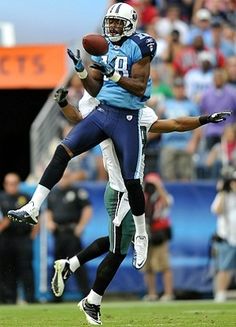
top-left (8, 2), bottom-right (157, 273)
top-left (51, 87), bottom-right (230, 326)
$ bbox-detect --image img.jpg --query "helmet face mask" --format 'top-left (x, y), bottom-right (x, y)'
top-left (103, 3), bottom-right (138, 42)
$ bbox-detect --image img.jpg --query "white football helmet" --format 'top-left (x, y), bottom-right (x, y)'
top-left (103, 2), bottom-right (138, 42)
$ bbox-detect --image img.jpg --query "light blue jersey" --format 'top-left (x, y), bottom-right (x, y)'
top-left (63, 32), bottom-right (157, 182)
top-left (91, 32), bottom-right (157, 110)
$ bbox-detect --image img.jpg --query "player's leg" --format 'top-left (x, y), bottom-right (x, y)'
top-left (111, 108), bottom-right (148, 269)
top-left (51, 236), bottom-right (109, 297)
top-left (79, 185), bottom-right (135, 325)
top-left (7, 113), bottom-right (107, 225)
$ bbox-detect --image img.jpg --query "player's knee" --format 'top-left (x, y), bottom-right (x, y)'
top-left (113, 248), bottom-right (129, 256)
top-left (108, 251), bottom-right (126, 263)
top-left (124, 179), bottom-right (141, 192)
top-left (53, 144), bottom-right (72, 164)
top-left (124, 179), bottom-right (145, 216)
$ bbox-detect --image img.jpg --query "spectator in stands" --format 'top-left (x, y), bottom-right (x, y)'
top-left (170, 0), bottom-right (194, 24)
top-left (133, 0), bottom-right (159, 30)
top-left (159, 77), bottom-right (200, 181)
top-left (205, 123), bottom-right (236, 179)
top-left (199, 68), bottom-right (236, 151)
top-left (0, 173), bottom-right (38, 303)
top-left (224, 0), bottom-right (236, 28)
top-left (188, 8), bottom-right (212, 46)
top-left (225, 56), bottom-right (236, 88)
top-left (206, 0), bottom-right (232, 24)
top-left (147, 67), bottom-right (173, 110)
top-left (46, 168), bottom-right (92, 301)
top-left (184, 50), bottom-right (214, 105)
top-left (142, 172), bottom-right (174, 301)
top-left (155, 4), bottom-right (189, 44)
top-left (211, 167), bottom-right (236, 302)
top-left (145, 67), bottom-right (173, 174)
top-left (209, 19), bottom-right (236, 58)
top-left (223, 24), bottom-right (236, 53)
top-left (161, 29), bottom-right (184, 65)
top-left (173, 35), bottom-right (206, 76)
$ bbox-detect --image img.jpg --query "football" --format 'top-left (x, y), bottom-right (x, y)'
top-left (82, 33), bottom-right (108, 56)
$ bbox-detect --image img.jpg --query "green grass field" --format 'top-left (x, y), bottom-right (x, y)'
top-left (0, 300), bottom-right (235, 327)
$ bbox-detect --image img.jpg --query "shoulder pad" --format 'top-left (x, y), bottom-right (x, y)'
top-left (130, 33), bottom-right (157, 61)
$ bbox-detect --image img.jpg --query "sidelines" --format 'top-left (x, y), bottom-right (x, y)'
top-left (20, 180), bottom-right (217, 301)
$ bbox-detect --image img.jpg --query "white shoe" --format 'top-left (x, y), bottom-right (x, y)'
top-left (8, 201), bottom-right (39, 225)
top-left (51, 259), bottom-right (72, 297)
top-left (159, 294), bottom-right (175, 302)
top-left (132, 233), bottom-right (148, 270)
top-left (214, 291), bottom-right (227, 303)
top-left (142, 294), bottom-right (158, 301)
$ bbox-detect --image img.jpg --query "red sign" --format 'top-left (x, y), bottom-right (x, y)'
top-left (0, 44), bottom-right (67, 88)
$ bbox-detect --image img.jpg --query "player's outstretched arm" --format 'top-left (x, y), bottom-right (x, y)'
top-left (149, 111), bottom-right (232, 133)
top-left (54, 88), bottom-right (82, 124)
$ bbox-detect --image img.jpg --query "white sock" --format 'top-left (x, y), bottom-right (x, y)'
top-left (69, 256), bottom-right (80, 272)
top-left (133, 214), bottom-right (147, 235)
top-left (31, 184), bottom-right (50, 208)
top-left (87, 289), bottom-right (102, 306)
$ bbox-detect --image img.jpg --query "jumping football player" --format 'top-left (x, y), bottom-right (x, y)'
top-left (51, 87), bottom-right (230, 326)
top-left (8, 2), bottom-right (157, 272)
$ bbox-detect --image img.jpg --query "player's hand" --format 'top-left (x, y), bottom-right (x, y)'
top-left (208, 111), bottom-right (232, 123)
top-left (67, 49), bottom-right (85, 72)
top-left (90, 57), bottom-right (116, 78)
top-left (54, 88), bottom-right (68, 108)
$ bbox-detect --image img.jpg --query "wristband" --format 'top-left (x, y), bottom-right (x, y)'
top-left (199, 115), bottom-right (209, 125)
top-left (59, 99), bottom-right (68, 108)
top-left (109, 72), bottom-right (121, 83)
top-left (77, 69), bottom-right (88, 79)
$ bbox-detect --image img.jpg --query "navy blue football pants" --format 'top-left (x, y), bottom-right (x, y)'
top-left (62, 104), bottom-right (143, 180)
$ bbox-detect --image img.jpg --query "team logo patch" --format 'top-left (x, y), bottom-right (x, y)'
top-left (132, 11), bottom-right (137, 22)
top-left (126, 115), bottom-right (133, 121)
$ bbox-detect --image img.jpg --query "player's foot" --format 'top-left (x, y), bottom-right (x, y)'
top-left (214, 291), bottom-right (227, 303)
top-left (78, 297), bottom-right (102, 325)
top-left (7, 201), bottom-right (39, 225)
top-left (51, 259), bottom-right (72, 297)
top-left (159, 294), bottom-right (175, 302)
top-left (142, 294), bottom-right (158, 301)
top-left (132, 233), bottom-right (148, 270)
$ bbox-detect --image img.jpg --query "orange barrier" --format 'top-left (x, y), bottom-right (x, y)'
top-left (0, 44), bottom-right (67, 88)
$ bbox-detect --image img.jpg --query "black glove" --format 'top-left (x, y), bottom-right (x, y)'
top-left (90, 57), bottom-right (116, 78)
top-left (199, 111), bottom-right (232, 125)
top-left (67, 49), bottom-right (85, 72)
top-left (54, 88), bottom-right (68, 108)
top-left (208, 111), bottom-right (232, 123)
